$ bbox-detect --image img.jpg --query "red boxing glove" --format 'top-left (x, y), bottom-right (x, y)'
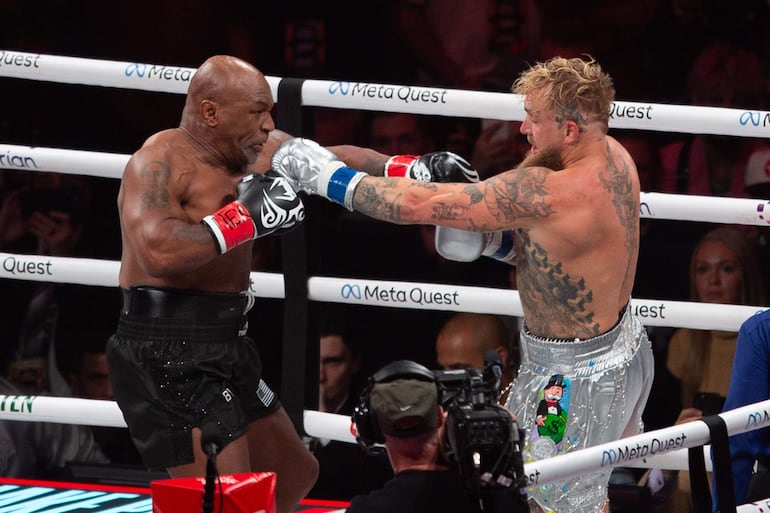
top-left (384, 152), bottom-right (479, 183)
top-left (384, 155), bottom-right (421, 179)
top-left (202, 174), bottom-right (304, 254)
top-left (203, 201), bottom-right (256, 254)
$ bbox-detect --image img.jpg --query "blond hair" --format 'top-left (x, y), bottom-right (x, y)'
top-left (512, 56), bottom-right (615, 132)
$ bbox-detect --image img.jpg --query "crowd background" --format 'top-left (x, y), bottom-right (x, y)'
top-left (1, 1), bottom-right (769, 507)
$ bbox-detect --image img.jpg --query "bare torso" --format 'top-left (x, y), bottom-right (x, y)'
top-left (118, 128), bottom-right (253, 292)
top-left (343, 136), bottom-right (640, 340)
top-left (510, 137), bottom-right (639, 338)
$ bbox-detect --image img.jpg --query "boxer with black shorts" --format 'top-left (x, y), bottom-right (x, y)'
top-left (272, 56), bottom-right (654, 513)
top-left (107, 55), bottom-right (317, 513)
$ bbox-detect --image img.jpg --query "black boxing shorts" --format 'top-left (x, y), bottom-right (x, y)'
top-left (106, 286), bottom-right (280, 470)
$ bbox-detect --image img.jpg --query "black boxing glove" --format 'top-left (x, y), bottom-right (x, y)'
top-left (384, 151), bottom-right (479, 183)
top-left (202, 173), bottom-right (305, 254)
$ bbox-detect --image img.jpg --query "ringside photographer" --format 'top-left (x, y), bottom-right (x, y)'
top-left (349, 359), bottom-right (528, 513)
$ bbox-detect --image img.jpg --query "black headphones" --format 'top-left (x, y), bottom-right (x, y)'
top-left (352, 360), bottom-right (436, 451)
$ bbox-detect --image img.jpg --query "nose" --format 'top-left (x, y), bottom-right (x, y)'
top-left (519, 117), bottom-right (530, 134)
top-left (704, 269), bottom-right (722, 287)
top-left (263, 112), bottom-right (276, 132)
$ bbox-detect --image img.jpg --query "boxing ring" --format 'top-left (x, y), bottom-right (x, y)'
top-left (1, 51), bottom-right (770, 511)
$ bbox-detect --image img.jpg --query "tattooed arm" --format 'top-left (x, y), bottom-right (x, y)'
top-left (351, 165), bottom-right (554, 231)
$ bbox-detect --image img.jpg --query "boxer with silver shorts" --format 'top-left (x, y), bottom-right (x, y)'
top-left (506, 303), bottom-right (653, 513)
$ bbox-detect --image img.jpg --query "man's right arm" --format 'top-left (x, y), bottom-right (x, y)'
top-left (327, 145), bottom-right (388, 177)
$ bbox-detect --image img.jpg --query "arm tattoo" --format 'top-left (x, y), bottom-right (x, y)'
top-left (484, 168), bottom-right (553, 226)
top-left (354, 177), bottom-right (421, 223)
top-left (139, 160), bottom-right (170, 210)
top-left (431, 184), bottom-right (483, 222)
top-left (599, 143), bottom-right (638, 255)
top-left (516, 230), bottom-right (600, 338)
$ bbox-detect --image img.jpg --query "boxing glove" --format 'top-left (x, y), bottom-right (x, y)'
top-left (271, 138), bottom-right (366, 211)
top-left (410, 152), bottom-right (490, 261)
top-left (384, 152), bottom-right (479, 183)
top-left (202, 173), bottom-right (305, 254)
top-left (435, 229), bottom-right (516, 263)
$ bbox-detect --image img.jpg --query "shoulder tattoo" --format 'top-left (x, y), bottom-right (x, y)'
top-left (599, 143), bottom-right (638, 254)
top-left (139, 160), bottom-right (170, 210)
top-left (484, 168), bottom-right (553, 227)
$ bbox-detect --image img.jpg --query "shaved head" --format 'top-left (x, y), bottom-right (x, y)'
top-left (436, 312), bottom-right (510, 371)
top-left (187, 55), bottom-right (262, 103)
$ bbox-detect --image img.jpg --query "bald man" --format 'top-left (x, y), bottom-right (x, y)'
top-left (435, 312), bottom-right (517, 402)
top-left (107, 55), bottom-right (316, 513)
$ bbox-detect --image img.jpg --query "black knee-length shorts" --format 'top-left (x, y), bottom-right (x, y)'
top-left (107, 286), bottom-right (280, 470)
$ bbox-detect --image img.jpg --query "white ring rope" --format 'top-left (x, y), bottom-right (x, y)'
top-left (2, 395), bottom-right (768, 496)
top-left (2, 50), bottom-right (770, 136)
top-left (0, 252), bottom-right (763, 331)
top-left (2, 143), bottom-right (770, 227)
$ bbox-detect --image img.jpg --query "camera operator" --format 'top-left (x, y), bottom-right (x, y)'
top-left (350, 360), bottom-right (527, 513)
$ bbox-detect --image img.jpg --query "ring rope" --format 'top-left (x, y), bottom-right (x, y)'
top-left (2, 143), bottom-right (770, 227)
top-left (2, 394), bottom-right (768, 498)
top-left (1, 50), bottom-right (770, 136)
top-left (0, 251), bottom-right (763, 330)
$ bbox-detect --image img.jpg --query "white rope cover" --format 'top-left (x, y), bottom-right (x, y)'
top-left (0, 252), bottom-right (763, 330)
top-left (2, 394), bottom-right (768, 501)
top-left (2, 50), bottom-right (770, 136)
top-left (2, 142), bottom-right (770, 225)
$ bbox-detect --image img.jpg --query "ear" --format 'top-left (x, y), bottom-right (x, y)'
top-left (563, 119), bottom-right (581, 144)
top-left (200, 99), bottom-right (218, 127)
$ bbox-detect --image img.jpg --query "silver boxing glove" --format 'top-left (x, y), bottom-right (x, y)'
top-left (270, 138), bottom-right (366, 210)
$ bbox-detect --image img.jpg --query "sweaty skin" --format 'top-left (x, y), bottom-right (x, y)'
top-left (118, 58), bottom-right (281, 292)
top-left (332, 113), bottom-right (640, 340)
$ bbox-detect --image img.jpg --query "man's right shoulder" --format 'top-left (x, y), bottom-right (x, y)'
top-left (128, 130), bottom-right (187, 170)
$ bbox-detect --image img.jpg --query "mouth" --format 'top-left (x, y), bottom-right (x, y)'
top-left (703, 292), bottom-right (725, 302)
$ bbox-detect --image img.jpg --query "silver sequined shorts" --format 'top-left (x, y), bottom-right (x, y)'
top-left (505, 303), bottom-right (653, 513)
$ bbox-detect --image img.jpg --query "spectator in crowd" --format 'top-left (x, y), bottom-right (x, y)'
top-left (307, 319), bottom-right (393, 500)
top-left (659, 41), bottom-right (768, 199)
top-left (719, 309), bottom-right (770, 504)
top-left (52, 290), bottom-right (143, 466)
top-left (435, 312), bottom-right (518, 404)
top-left (0, 172), bottom-right (99, 396)
top-left (647, 225), bottom-right (765, 511)
top-left (0, 376), bottom-right (109, 479)
top-left (379, 0), bottom-right (536, 90)
top-left (471, 120), bottom-right (528, 180)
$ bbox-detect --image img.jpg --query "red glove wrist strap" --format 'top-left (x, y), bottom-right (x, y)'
top-left (384, 155), bottom-right (419, 178)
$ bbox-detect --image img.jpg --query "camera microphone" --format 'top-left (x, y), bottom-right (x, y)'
top-left (201, 423), bottom-right (225, 513)
top-left (482, 349), bottom-right (503, 392)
